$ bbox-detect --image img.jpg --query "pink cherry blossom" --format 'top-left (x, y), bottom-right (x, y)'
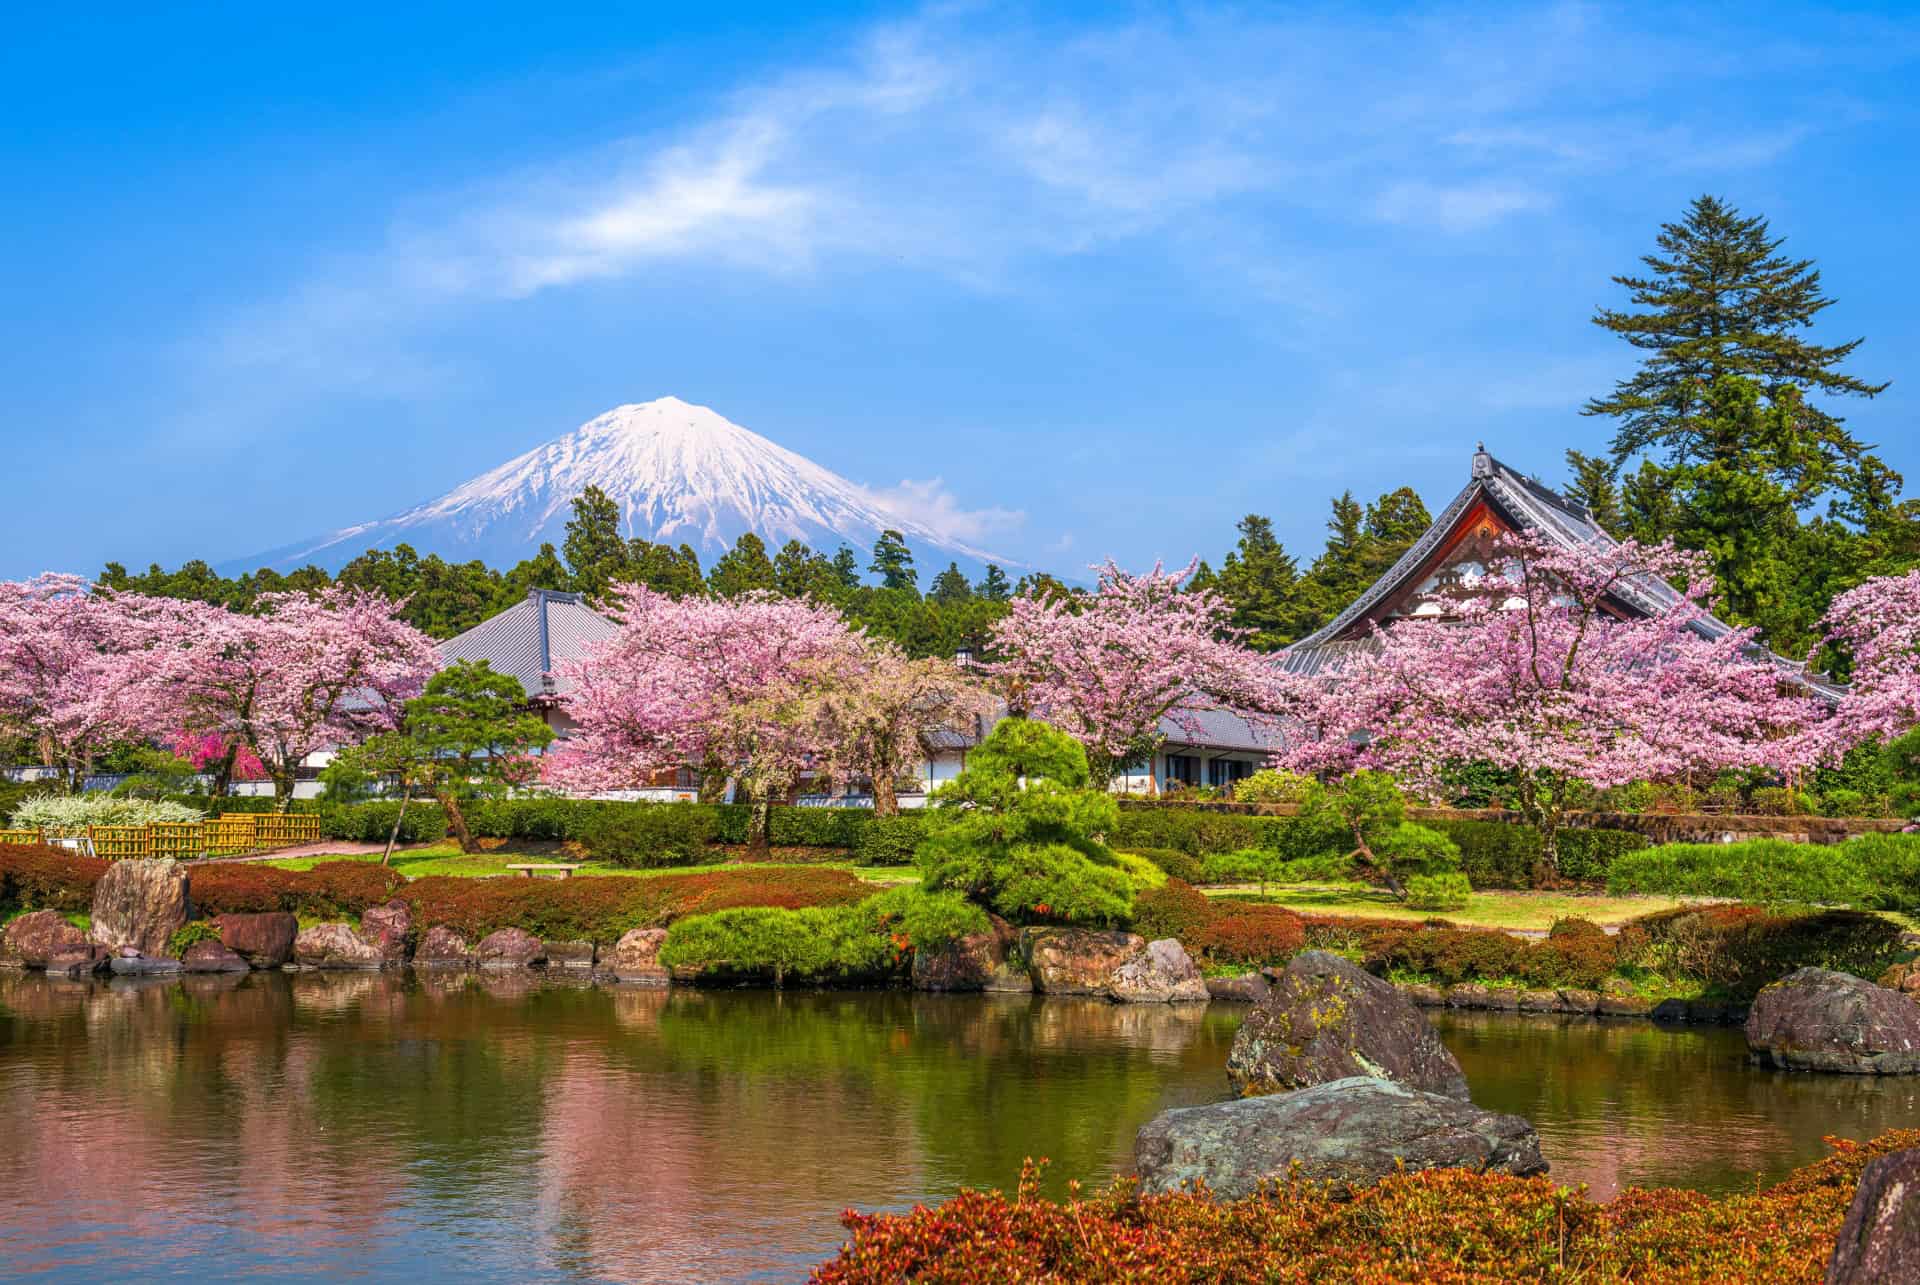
top-left (544, 585), bottom-right (869, 842)
top-left (1271, 533), bottom-right (1825, 875)
top-left (159, 586), bottom-right (440, 807)
top-left (0, 575), bottom-right (196, 790)
top-left (986, 559), bottom-right (1281, 782)
top-left (1813, 569), bottom-right (1920, 756)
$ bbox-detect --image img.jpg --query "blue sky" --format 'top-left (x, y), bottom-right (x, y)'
top-left (4, 2), bottom-right (1918, 581)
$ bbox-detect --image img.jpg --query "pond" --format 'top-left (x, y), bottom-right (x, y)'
top-left (1, 973), bottom-right (1914, 1282)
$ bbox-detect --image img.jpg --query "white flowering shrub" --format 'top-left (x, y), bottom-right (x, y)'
top-left (8, 794), bottom-right (206, 831)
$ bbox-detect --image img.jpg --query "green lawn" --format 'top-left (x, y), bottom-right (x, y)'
top-left (259, 843), bottom-right (920, 885)
top-left (1204, 881), bottom-right (1691, 932)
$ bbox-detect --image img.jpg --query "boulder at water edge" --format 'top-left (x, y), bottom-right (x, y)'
top-left (88, 858), bottom-right (190, 957)
top-left (1878, 962), bottom-right (1920, 1001)
top-left (1205, 972), bottom-right (1272, 1004)
top-left (544, 939), bottom-right (596, 970)
top-left (1108, 938), bottom-right (1210, 1003)
top-left (360, 901), bottom-right (412, 963)
top-left (43, 944), bottom-right (110, 977)
top-left (1022, 928), bottom-right (1146, 997)
top-left (182, 940), bottom-right (251, 973)
top-left (1227, 950), bottom-right (1471, 1100)
top-left (1133, 1076), bottom-right (1546, 1198)
top-left (475, 927), bottom-right (544, 969)
top-left (1, 909), bottom-right (88, 968)
top-left (293, 922), bottom-right (389, 970)
top-left (217, 912), bottom-right (298, 968)
top-left (415, 925), bottom-right (476, 968)
top-left (1745, 968), bottom-right (1920, 1075)
top-left (604, 928), bottom-right (669, 985)
top-left (1827, 1148), bottom-right (1920, 1284)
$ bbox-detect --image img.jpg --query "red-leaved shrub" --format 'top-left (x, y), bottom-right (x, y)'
top-left (0, 843), bottom-right (106, 912)
top-left (812, 1129), bottom-right (1920, 1284)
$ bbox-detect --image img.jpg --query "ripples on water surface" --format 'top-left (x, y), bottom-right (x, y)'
top-left (0, 972), bottom-right (1913, 1282)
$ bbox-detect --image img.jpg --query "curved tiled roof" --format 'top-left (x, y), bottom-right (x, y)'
top-left (436, 589), bottom-right (619, 699)
top-left (1284, 447), bottom-right (1839, 699)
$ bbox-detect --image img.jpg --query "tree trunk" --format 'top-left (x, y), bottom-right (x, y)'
top-left (440, 791), bottom-right (475, 853)
top-left (271, 768), bottom-right (296, 813)
top-left (872, 771), bottom-right (898, 818)
top-left (212, 742), bottom-right (239, 799)
top-left (697, 753), bottom-right (729, 804)
top-left (749, 793), bottom-right (773, 857)
top-left (382, 784), bottom-right (412, 866)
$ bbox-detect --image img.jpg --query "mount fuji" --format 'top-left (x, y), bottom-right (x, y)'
top-left (233, 397), bottom-right (1023, 576)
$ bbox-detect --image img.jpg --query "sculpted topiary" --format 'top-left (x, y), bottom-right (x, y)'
top-left (914, 719), bottom-right (1135, 926)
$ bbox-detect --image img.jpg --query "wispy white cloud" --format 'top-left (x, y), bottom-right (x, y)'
top-left (191, 2), bottom-right (1865, 420)
top-left (864, 476), bottom-right (1025, 544)
top-left (1372, 180), bottom-right (1554, 232)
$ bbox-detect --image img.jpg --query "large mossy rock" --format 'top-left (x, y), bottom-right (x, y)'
top-left (1109, 938), bottom-right (1210, 1004)
top-left (416, 925), bottom-right (476, 968)
top-left (1, 909), bottom-right (88, 968)
top-left (293, 922), bottom-right (388, 970)
top-left (1023, 928), bottom-right (1145, 996)
top-left (217, 912), bottom-right (298, 968)
top-left (1827, 1148), bottom-right (1920, 1284)
top-left (1133, 1076), bottom-right (1545, 1198)
top-left (1226, 950), bottom-right (1470, 1099)
top-left (1746, 968), bottom-right (1920, 1075)
top-left (360, 901), bottom-right (412, 963)
top-left (475, 927), bottom-right (544, 969)
top-left (604, 927), bottom-right (668, 984)
top-left (88, 858), bottom-right (190, 957)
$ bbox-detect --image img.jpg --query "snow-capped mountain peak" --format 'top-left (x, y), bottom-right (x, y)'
top-left (233, 398), bottom-right (1020, 576)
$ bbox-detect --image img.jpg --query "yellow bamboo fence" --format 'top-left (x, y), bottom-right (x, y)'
top-left (2, 812), bottom-right (322, 859)
top-left (253, 814), bottom-right (320, 847)
top-left (87, 826), bottom-right (153, 860)
top-left (149, 822), bottom-right (204, 859)
top-left (204, 816), bottom-right (259, 856)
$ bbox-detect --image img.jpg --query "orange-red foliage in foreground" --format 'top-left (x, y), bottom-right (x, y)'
top-left (813, 1130), bottom-right (1920, 1284)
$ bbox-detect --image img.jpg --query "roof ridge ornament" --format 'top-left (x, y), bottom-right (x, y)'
top-left (1471, 443), bottom-right (1493, 479)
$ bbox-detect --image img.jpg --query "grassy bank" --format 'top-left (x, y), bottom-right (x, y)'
top-left (259, 842), bottom-right (921, 886)
top-left (1205, 882), bottom-right (1691, 932)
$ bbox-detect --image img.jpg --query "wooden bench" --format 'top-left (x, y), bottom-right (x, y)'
top-left (505, 863), bottom-right (583, 880)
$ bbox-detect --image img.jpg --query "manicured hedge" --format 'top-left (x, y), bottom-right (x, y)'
top-left (191, 860), bottom-right (407, 918)
top-left (1112, 805), bottom-right (1647, 888)
top-left (1618, 904), bottom-right (1905, 998)
top-left (0, 843), bottom-right (107, 912)
top-left (397, 866), bottom-right (875, 944)
top-left (1368, 919), bottom-right (1619, 989)
top-left (1608, 833), bottom-right (1920, 910)
top-left (814, 1130), bottom-right (1920, 1284)
top-left (1425, 819), bottom-right (1649, 888)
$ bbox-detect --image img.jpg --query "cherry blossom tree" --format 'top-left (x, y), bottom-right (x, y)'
top-left (545, 585), bottom-right (867, 850)
top-left (1813, 570), bottom-right (1920, 757)
top-left (167, 729), bottom-right (268, 794)
top-left (1271, 533), bottom-right (1824, 880)
top-left (163, 587), bottom-right (440, 809)
top-left (807, 643), bottom-right (995, 815)
top-left (0, 575), bottom-right (191, 791)
top-left (987, 559), bottom-right (1281, 786)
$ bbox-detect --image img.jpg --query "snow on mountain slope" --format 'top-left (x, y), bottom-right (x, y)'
top-left (233, 397), bottom-right (1022, 576)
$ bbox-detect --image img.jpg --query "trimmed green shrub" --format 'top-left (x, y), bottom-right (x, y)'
top-left (659, 904), bottom-right (898, 985)
top-left (1844, 832), bottom-right (1920, 910)
top-left (1112, 806), bottom-right (1310, 857)
top-left (1607, 839), bottom-right (1886, 909)
top-left (1123, 847), bottom-right (1206, 883)
top-left (1404, 872), bottom-right (1472, 912)
top-left (1427, 819), bottom-right (1648, 888)
top-left (864, 885), bottom-right (991, 951)
top-left (1231, 770), bottom-right (1314, 805)
top-left (580, 803), bottom-right (718, 868)
top-left (316, 800), bottom-right (448, 844)
top-left (854, 815), bottom-right (925, 866)
top-left (1112, 850), bottom-right (1167, 892)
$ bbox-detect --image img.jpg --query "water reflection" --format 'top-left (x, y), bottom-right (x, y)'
top-left (0, 974), bottom-right (1912, 1282)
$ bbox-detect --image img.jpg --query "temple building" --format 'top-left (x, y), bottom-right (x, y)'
top-left (1278, 444), bottom-right (1835, 697)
